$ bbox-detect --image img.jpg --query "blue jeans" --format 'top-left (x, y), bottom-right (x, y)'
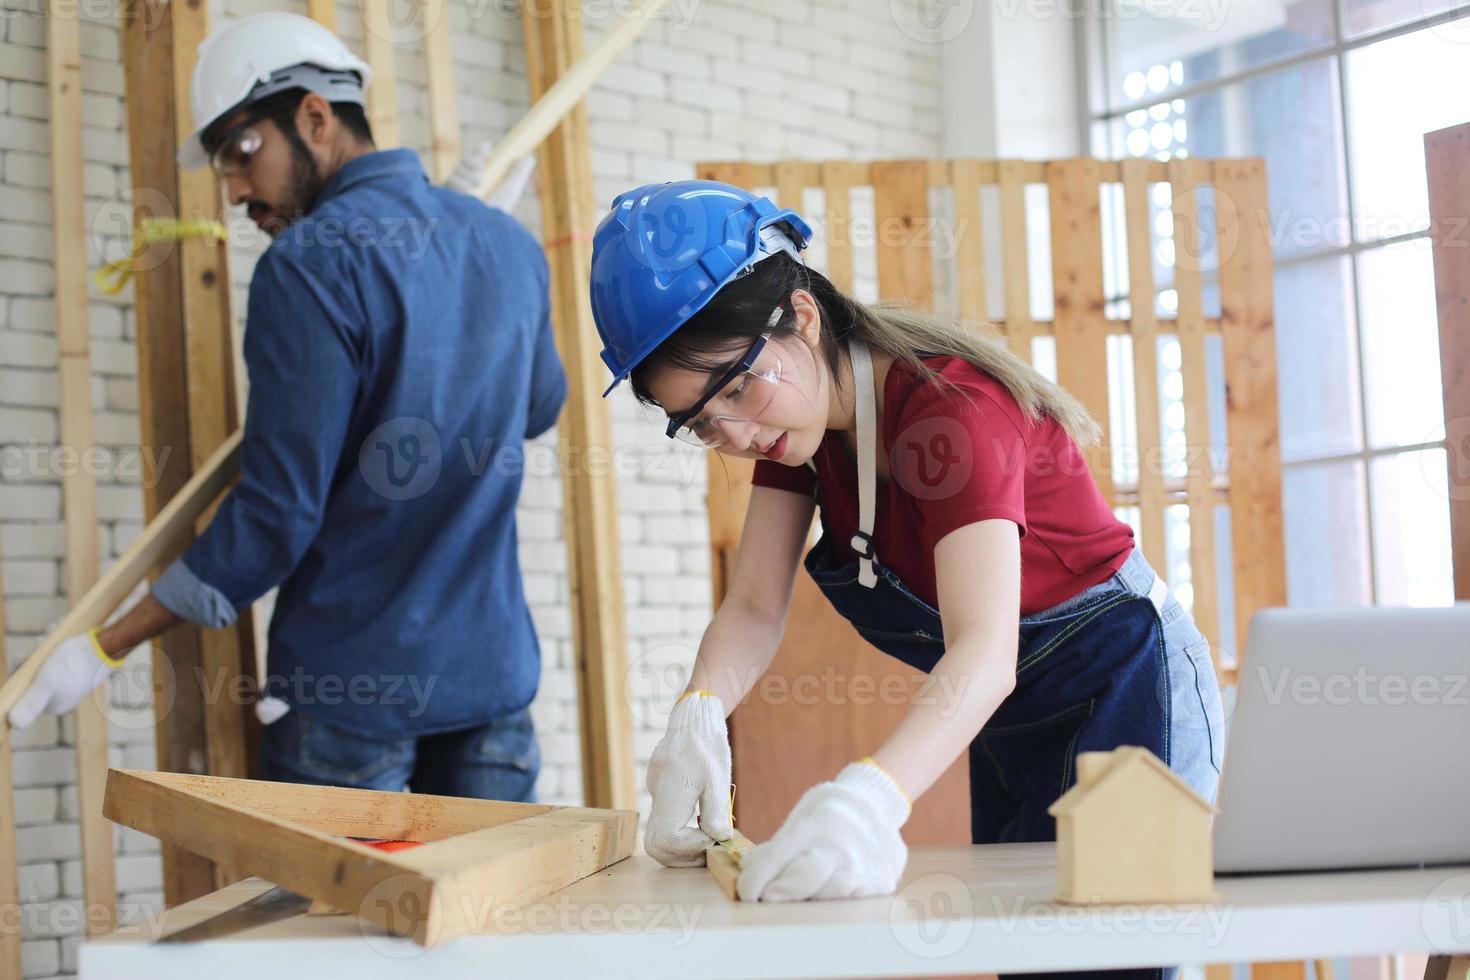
top-left (257, 705), bottom-right (540, 802)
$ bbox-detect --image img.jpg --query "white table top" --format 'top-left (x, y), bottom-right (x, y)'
top-left (82, 844), bottom-right (1470, 979)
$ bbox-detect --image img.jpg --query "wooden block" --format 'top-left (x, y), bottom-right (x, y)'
top-left (102, 769), bottom-right (638, 946)
top-left (705, 830), bottom-right (754, 901)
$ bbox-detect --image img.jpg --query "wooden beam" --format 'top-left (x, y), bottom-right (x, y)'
top-left (361, 0), bottom-right (399, 148)
top-left (48, 0), bottom-right (118, 933)
top-left (1214, 158), bottom-right (1286, 657)
top-left (422, 0), bottom-right (460, 181)
top-left (479, 0), bottom-right (670, 199)
top-left (169, 0), bottom-right (258, 872)
top-left (872, 160), bottom-right (936, 312)
top-left (1048, 159), bottom-right (1114, 500)
top-left (1426, 123), bottom-right (1470, 602)
top-left (704, 830), bottom-right (753, 900)
top-left (307, 0), bottom-right (336, 31)
top-left (521, 0), bottom-right (635, 810)
top-left (120, 0), bottom-right (218, 906)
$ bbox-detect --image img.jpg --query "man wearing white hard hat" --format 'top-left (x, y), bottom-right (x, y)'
top-left (8, 12), bottom-right (564, 804)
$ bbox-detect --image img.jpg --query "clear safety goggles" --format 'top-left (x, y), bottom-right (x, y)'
top-left (208, 118), bottom-right (266, 178)
top-left (665, 331), bottom-right (784, 450)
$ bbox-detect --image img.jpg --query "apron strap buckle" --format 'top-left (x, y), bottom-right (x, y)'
top-left (850, 530), bottom-right (876, 561)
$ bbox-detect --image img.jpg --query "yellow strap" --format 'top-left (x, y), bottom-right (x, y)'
top-left (86, 627), bottom-right (124, 668)
top-left (674, 688), bottom-right (716, 704)
top-left (94, 217), bottom-right (229, 295)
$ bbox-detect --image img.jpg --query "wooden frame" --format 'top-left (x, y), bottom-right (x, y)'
top-left (520, 0), bottom-right (637, 811)
top-left (102, 769), bottom-right (637, 945)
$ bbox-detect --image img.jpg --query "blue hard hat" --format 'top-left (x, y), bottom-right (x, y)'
top-left (590, 179), bottom-right (813, 396)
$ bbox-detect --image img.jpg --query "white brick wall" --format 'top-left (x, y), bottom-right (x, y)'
top-left (0, 0), bottom-right (942, 973)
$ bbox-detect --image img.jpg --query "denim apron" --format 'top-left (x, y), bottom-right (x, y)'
top-left (804, 343), bottom-right (1223, 980)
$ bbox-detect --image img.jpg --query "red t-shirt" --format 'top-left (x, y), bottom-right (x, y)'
top-left (752, 355), bottom-right (1134, 616)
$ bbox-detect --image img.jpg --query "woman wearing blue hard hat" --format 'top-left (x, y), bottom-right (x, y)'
top-left (590, 182), bottom-right (1223, 927)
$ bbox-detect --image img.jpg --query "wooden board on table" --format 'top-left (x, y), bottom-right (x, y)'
top-left (102, 769), bottom-right (637, 946)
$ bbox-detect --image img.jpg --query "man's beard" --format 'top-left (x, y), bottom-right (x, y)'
top-left (256, 141), bottom-right (327, 238)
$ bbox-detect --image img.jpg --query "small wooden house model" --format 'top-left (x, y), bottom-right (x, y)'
top-left (1048, 746), bottom-right (1218, 904)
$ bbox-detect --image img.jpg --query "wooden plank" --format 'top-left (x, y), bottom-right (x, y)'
top-left (119, 0), bottom-right (219, 903)
top-left (307, 0), bottom-right (336, 30)
top-left (704, 830), bottom-right (754, 900)
top-left (1121, 159), bottom-right (1168, 576)
top-left (422, 0), bottom-right (460, 182)
top-left (102, 769), bottom-right (637, 946)
top-left (477, 0), bottom-right (671, 198)
top-left (1425, 124), bottom-right (1470, 602)
top-left (951, 159), bottom-right (987, 322)
top-left (1166, 157), bottom-right (1220, 649)
top-left (169, 0), bottom-right (257, 837)
top-left (872, 160), bottom-right (935, 310)
top-left (125, 769), bottom-right (553, 840)
top-left (820, 162), bottom-right (861, 294)
top-left (1252, 963), bottom-right (1308, 980)
top-left (522, 0), bottom-right (634, 811)
top-left (1048, 159), bottom-right (1114, 501)
top-left (48, 0), bottom-right (118, 934)
top-left (773, 159), bottom-right (805, 218)
top-left (1213, 158), bottom-right (1285, 663)
top-left (361, 0), bottom-right (398, 148)
top-left (998, 159), bottom-right (1034, 361)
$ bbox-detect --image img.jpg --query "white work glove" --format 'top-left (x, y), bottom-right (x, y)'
top-left (443, 139), bottom-right (537, 213)
top-left (737, 759), bottom-right (911, 902)
top-left (8, 630), bottom-right (121, 730)
top-left (644, 691), bottom-right (734, 867)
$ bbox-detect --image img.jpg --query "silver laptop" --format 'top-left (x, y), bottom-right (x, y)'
top-left (1213, 604), bottom-right (1470, 874)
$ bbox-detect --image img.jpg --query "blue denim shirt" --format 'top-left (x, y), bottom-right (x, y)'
top-left (154, 148), bottom-right (566, 737)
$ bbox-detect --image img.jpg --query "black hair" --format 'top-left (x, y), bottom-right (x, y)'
top-left (628, 252), bottom-right (857, 409)
top-left (200, 86), bottom-right (375, 160)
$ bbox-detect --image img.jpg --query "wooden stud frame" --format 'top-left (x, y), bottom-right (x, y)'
top-left (103, 769), bottom-right (637, 945)
top-left (696, 157), bottom-right (1286, 682)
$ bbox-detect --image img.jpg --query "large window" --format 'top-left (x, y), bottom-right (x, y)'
top-left (1085, 0), bottom-right (1462, 609)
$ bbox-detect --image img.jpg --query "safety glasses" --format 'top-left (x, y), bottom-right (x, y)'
top-left (208, 115), bottom-right (267, 178)
top-left (665, 332), bottom-right (784, 450)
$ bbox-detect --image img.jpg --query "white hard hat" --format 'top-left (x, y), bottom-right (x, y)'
top-left (178, 11), bottom-right (373, 170)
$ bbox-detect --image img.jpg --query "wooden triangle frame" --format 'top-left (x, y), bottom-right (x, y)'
top-left (102, 769), bottom-right (638, 946)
